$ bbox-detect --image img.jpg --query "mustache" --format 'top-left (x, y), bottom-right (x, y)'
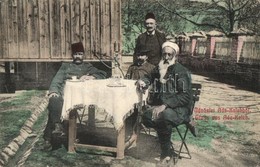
top-left (136, 59), bottom-right (145, 66)
top-left (74, 57), bottom-right (82, 61)
top-left (163, 60), bottom-right (169, 64)
top-left (73, 57), bottom-right (83, 64)
top-left (74, 57), bottom-right (82, 60)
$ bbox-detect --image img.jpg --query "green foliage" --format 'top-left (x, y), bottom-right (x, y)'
top-left (121, 0), bottom-right (260, 53)
top-left (0, 110), bottom-right (31, 150)
top-left (121, 0), bottom-right (209, 53)
top-left (31, 108), bottom-right (48, 131)
top-left (0, 90), bottom-right (45, 150)
top-left (172, 117), bottom-right (248, 149)
top-left (0, 90), bottom-right (45, 108)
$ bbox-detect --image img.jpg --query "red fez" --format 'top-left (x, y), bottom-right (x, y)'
top-left (145, 12), bottom-right (155, 20)
top-left (71, 42), bottom-right (84, 54)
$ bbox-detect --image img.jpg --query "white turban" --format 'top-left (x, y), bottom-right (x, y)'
top-left (162, 41), bottom-right (179, 54)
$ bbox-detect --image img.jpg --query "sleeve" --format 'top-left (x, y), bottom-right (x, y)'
top-left (141, 67), bottom-right (160, 89)
top-left (157, 31), bottom-right (166, 46)
top-left (48, 63), bottom-right (67, 96)
top-left (162, 33), bottom-right (166, 42)
top-left (162, 70), bottom-right (192, 109)
top-left (133, 35), bottom-right (142, 63)
top-left (125, 66), bottom-right (133, 79)
top-left (86, 63), bottom-right (107, 79)
top-left (134, 36), bottom-right (141, 56)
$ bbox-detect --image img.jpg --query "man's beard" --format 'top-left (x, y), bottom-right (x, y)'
top-left (158, 58), bottom-right (176, 83)
top-left (136, 59), bottom-right (145, 66)
top-left (73, 58), bottom-right (83, 64)
top-left (162, 58), bottom-right (176, 65)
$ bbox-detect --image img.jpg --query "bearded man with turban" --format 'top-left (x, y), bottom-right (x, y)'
top-left (136, 41), bottom-right (193, 164)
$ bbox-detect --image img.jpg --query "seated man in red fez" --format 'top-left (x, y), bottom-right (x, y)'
top-left (43, 42), bottom-right (107, 150)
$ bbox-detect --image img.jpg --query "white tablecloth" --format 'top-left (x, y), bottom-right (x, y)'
top-left (61, 79), bottom-right (147, 130)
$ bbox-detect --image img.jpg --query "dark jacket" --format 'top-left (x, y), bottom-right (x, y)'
top-left (49, 62), bottom-right (107, 96)
top-left (142, 62), bottom-right (192, 123)
top-left (134, 30), bottom-right (166, 65)
top-left (126, 61), bottom-right (155, 80)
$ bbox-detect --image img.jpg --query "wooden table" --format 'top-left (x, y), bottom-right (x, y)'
top-left (61, 79), bottom-right (147, 159)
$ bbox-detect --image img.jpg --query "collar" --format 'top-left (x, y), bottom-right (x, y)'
top-left (147, 30), bottom-right (155, 36)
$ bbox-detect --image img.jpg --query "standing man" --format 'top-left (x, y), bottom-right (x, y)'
top-left (43, 42), bottom-right (107, 150)
top-left (136, 41), bottom-right (193, 164)
top-left (134, 12), bottom-right (166, 66)
top-left (126, 49), bottom-right (155, 80)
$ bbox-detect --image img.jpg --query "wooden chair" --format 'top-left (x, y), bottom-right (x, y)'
top-left (135, 83), bottom-right (202, 164)
top-left (173, 83), bottom-right (202, 163)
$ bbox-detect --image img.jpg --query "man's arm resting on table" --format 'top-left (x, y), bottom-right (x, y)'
top-left (48, 92), bottom-right (59, 98)
top-left (79, 75), bottom-right (96, 81)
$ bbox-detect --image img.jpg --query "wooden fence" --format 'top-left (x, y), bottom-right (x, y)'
top-left (242, 41), bottom-right (260, 60)
top-left (214, 37), bottom-right (232, 58)
top-left (0, 0), bottom-right (121, 62)
top-left (180, 36), bottom-right (260, 62)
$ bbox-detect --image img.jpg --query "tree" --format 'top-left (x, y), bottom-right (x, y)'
top-left (157, 0), bottom-right (260, 36)
top-left (122, 0), bottom-right (185, 53)
top-left (122, 0), bottom-right (166, 53)
top-left (121, 0), bottom-right (260, 53)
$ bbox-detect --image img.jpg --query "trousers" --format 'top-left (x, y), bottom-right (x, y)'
top-left (43, 96), bottom-right (63, 141)
top-left (142, 106), bottom-right (175, 159)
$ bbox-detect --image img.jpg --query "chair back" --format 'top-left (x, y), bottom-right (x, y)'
top-left (190, 83), bottom-right (202, 115)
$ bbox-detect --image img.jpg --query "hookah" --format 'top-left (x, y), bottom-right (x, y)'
top-left (108, 41), bottom-right (125, 87)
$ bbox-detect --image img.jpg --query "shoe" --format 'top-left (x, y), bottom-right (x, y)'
top-left (161, 156), bottom-right (172, 164)
top-left (187, 122), bottom-right (197, 137)
top-left (155, 156), bottom-right (173, 167)
top-left (52, 123), bottom-right (64, 136)
top-left (43, 140), bottom-right (52, 151)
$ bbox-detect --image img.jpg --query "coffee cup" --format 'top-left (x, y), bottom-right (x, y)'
top-left (71, 76), bottom-right (77, 80)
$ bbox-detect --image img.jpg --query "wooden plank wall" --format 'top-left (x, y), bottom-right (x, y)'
top-left (0, 0), bottom-right (121, 62)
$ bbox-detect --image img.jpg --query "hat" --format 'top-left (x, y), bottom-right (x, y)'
top-left (162, 41), bottom-right (179, 54)
top-left (71, 42), bottom-right (84, 54)
top-left (145, 12), bottom-right (155, 20)
top-left (137, 49), bottom-right (150, 56)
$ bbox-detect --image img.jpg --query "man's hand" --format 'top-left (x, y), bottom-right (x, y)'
top-left (136, 80), bottom-right (146, 87)
top-left (152, 104), bottom-right (167, 120)
top-left (136, 79), bottom-right (146, 93)
top-left (79, 75), bottom-right (95, 81)
top-left (48, 92), bottom-right (59, 98)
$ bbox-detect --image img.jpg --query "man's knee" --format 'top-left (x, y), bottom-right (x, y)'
top-left (48, 96), bottom-right (63, 111)
top-left (156, 119), bottom-right (173, 133)
top-left (49, 96), bottom-right (63, 105)
top-left (142, 110), bottom-right (156, 128)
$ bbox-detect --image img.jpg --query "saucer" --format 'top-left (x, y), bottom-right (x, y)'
top-left (68, 79), bottom-right (82, 82)
top-left (107, 83), bottom-right (126, 87)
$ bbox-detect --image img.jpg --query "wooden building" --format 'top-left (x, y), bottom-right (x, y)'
top-left (0, 0), bottom-right (121, 92)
